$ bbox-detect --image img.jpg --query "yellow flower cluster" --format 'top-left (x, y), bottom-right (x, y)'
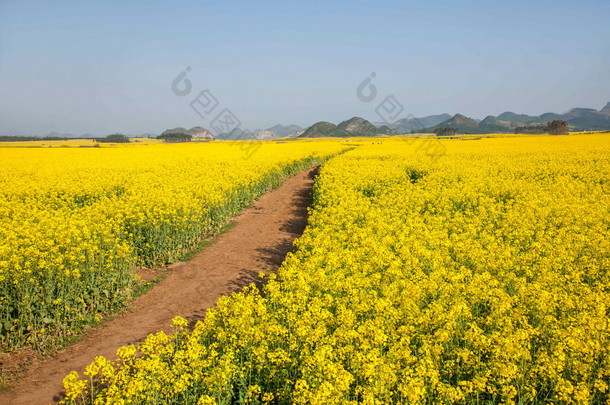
top-left (62, 134), bottom-right (609, 404)
top-left (0, 141), bottom-right (346, 352)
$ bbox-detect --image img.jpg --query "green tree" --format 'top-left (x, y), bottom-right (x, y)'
top-left (157, 133), bottom-right (193, 143)
top-left (99, 134), bottom-right (130, 143)
top-left (547, 120), bottom-right (569, 135)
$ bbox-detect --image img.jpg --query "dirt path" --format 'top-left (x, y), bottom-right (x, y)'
top-left (1, 167), bottom-right (317, 405)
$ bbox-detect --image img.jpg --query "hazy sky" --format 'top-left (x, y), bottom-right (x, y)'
top-left (1, 0), bottom-right (609, 136)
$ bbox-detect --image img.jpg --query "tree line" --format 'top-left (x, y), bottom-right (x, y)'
top-left (516, 120), bottom-right (569, 135)
top-left (0, 135), bottom-right (70, 142)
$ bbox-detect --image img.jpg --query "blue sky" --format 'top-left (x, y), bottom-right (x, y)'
top-left (1, 0), bottom-right (609, 135)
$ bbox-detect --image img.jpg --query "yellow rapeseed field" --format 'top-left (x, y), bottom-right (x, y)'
top-left (62, 134), bottom-right (610, 404)
top-left (0, 141), bottom-right (347, 351)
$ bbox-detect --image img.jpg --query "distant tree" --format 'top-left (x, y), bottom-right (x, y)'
top-left (515, 125), bottom-right (547, 134)
top-left (0, 135), bottom-right (40, 142)
top-left (547, 120), bottom-right (569, 135)
top-left (98, 134), bottom-right (130, 143)
top-left (157, 133), bottom-right (192, 143)
top-left (434, 127), bottom-right (458, 136)
top-left (376, 125), bottom-right (397, 135)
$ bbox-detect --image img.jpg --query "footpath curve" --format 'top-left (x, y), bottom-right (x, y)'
top-left (1, 167), bottom-right (318, 405)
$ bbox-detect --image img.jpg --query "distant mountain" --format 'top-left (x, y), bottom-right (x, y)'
top-left (162, 126), bottom-right (215, 139)
top-left (300, 117), bottom-right (390, 138)
top-left (423, 113), bottom-right (507, 134)
top-left (376, 125), bottom-right (397, 135)
top-left (337, 117), bottom-right (378, 137)
top-left (496, 112), bottom-right (538, 124)
top-left (425, 102), bottom-right (610, 133)
top-left (479, 115), bottom-right (506, 127)
top-left (162, 127), bottom-right (188, 134)
top-left (537, 112), bottom-right (562, 122)
top-left (252, 124), bottom-right (303, 140)
top-left (564, 109), bottom-right (610, 130)
top-left (440, 114), bottom-right (480, 130)
top-left (254, 130), bottom-right (276, 140)
top-left (565, 108), bottom-right (599, 119)
top-left (384, 114), bottom-right (451, 133)
top-left (299, 122), bottom-right (350, 138)
top-left (478, 115), bottom-right (524, 130)
top-left (31, 101), bottom-right (610, 140)
top-left (412, 114), bottom-right (453, 129)
top-left (499, 103), bottom-right (610, 130)
top-left (186, 126), bottom-right (214, 139)
top-left (537, 107), bottom-right (608, 129)
top-left (218, 124), bottom-right (303, 140)
top-left (216, 128), bottom-right (253, 140)
top-left (264, 124), bottom-right (303, 137)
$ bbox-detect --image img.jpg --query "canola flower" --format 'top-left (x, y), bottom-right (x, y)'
top-left (62, 134), bottom-right (610, 404)
top-left (0, 141), bottom-right (347, 351)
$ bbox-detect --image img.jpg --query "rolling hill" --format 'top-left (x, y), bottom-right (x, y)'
top-left (383, 114), bottom-right (452, 133)
top-left (299, 117), bottom-right (396, 138)
top-left (299, 122), bottom-right (350, 138)
top-left (162, 127), bottom-right (215, 139)
top-left (423, 114), bottom-right (507, 134)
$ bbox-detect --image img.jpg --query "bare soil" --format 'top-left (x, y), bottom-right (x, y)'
top-left (0, 167), bottom-right (317, 405)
